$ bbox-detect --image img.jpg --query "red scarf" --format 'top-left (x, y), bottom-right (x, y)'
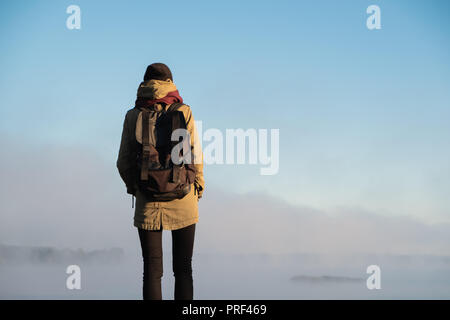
top-left (135, 90), bottom-right (183, 109)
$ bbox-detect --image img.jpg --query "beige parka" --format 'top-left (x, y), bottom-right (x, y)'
top-left (117, 81), bottom-right (204, 231)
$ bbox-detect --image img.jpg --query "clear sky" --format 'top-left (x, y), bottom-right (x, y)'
top-left (1, 0), bottom-right (449, 223)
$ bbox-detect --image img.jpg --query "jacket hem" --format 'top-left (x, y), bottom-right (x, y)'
top-left (134, 216), bottom-right (198, 231)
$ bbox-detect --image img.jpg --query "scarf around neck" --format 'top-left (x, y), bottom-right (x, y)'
top-left (135, 79), bottom-right (183, 109)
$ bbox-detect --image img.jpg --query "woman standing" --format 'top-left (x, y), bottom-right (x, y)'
top-left (117, 63), bottom-right (205, 300)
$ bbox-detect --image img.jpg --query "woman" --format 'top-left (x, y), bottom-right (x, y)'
top-left (117, 63), bottom-right (205, 300)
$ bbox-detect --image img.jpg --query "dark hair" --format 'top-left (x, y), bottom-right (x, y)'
top-left (143, 63), bottom-right (173, 81)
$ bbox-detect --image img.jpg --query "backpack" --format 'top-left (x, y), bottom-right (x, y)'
top-left (134, 102), bottom-right (196, 201)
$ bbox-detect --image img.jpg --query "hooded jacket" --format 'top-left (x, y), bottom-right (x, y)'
top-left (117, 79), bottom-right (205, 230)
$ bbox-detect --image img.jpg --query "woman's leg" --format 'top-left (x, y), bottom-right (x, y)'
top-left (172, 223), bottom-right (196, 300)
top-left (138, 227), bottom-right (163, 300)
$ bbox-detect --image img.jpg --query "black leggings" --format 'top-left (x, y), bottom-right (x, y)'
top-left (138, 223), bottom-right (196, 300)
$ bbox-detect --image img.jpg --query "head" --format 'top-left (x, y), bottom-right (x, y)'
top-left (143, 63), bottom-right (173, 82)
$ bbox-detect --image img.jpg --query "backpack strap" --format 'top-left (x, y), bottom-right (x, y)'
top-left (140, 109), bottom-right (150, 181)
top-left (167, 102), bottom-right (187, 155)
top-left (167, 103), bottom-right (187, 183)
top-left (166, 102), bottom-right (184, 113)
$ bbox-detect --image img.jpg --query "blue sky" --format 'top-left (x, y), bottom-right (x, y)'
top-left (1, 0), bottom-right (449, 223)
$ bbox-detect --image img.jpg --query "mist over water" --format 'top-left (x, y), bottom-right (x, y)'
top-left (1, 244), bottom-right (449, 299)
top-left (1, 139), bottom-right (450, 299)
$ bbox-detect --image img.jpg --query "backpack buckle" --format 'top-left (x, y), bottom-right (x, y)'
top-left (143, 145), bottom-right (151, 153)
